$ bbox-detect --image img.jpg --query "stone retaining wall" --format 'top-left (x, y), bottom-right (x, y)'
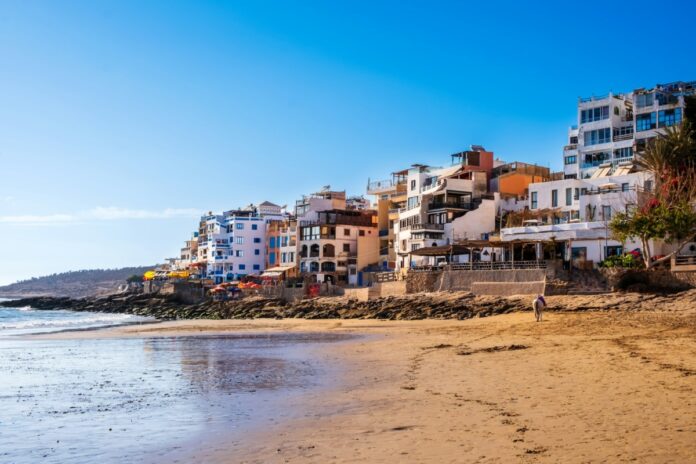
top-left (471, 281), bottom-right (545, 297)
top-left (408, 269), bottom-right (547, 294)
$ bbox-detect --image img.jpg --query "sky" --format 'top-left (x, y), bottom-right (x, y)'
top-left (1, 0), bottom-right (695, 284)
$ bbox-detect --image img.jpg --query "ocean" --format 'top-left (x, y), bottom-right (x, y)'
top-left (0, 300), bottom-right (154, 336)
top-left (0, 300), bottom-right (350, 463)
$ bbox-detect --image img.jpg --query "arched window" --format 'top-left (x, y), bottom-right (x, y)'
top-left (310, 244), bottom-right (320, 257)
top-left (310, 261), bottom-right (319, 272)
top-left (300, 244), bottom-right (308, 258)
top-left (322, 243), bottom-right (335, 257)
top-left (321, 261), bottom-right (336, 272)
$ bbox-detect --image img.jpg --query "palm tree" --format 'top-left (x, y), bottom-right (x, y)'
top-left (636, 121), bottom-right (696, 194)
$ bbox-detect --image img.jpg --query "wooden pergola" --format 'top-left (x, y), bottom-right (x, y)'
top-left (409, 239), bottom-right (557, 270)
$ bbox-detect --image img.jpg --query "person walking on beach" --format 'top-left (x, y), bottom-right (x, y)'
top-left (532, 294), bottom-right (546, 322)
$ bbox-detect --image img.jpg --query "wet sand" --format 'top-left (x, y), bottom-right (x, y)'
top-left (38, 295), bottom-right (696, 463)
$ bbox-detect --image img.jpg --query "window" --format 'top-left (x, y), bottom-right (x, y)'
top-left (343, 228), bottom-right (350, 236)
top-left (253, 237), bottom-right (261, 243)
top-left (301, 226), bottom-right (320, 241)
top-left (564, 155), bottom-right (577, 165)
top-left (636, 112), bottom-right (656, 131)
top-left (281, 252), bottom-right (286, 263)
top-left (289, 252), bottom-right (295, 262)
top-left (605, 245), bottom-right (623, 258)
top-left (583, 128), bottom-right (611, 145)
top-left (602, 206), bottom-right (612, 221)
top-left (551, 189), bottom-right (558, 207)
top-left (658, 108), bottom-right (682, 127)
top-left (254, 249), bottom-right (260, 255)
top-left (407, 196), bottom-right (419, 209)
top-left (531, 191), bottom-right (538, 209)
top-left (570, 136), bottom-right (578, 144)
top-left (410, 180), bottom-right (416, 191)
top-left (359, 230), bottom-right (365, 237)
top-left (644, 180), bottom-right (653, 192)
top-left (411, 244), bottom-right (421, 251)
top-left (614, 147), bottom-right (633, 160)
top-left (269, 252), bottom-right (275, 264)
top-left (635, 93), bottom-right (654, 108)
top-left (613, 125), bottom-right (633, 137)
top-left (238, 264), bottom-right (246, 270)
top-left (236, 250), bottom-right (244, 257)
top-left (565, 188), bottom-right (572, 206)
top-left (580, 105), bottom-right (609, 124)
top-left (253, 264), bottom-right (260, 270)
top-left (574, 188), bottom-right (580, 200)
top-left (269, 237), bottom-right (275, 248)
top-left (236, 236), bottom-right (244, 244)
top-left (235, 223), bottom-right (244, 230)
top-left (621, 183), bottom-right (629, 192)
top-left (251, 224), bottom-right (258, 230)
top-left (343, 243), bottom-right (350, 252)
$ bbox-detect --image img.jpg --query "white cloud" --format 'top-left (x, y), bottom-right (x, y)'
top-left (0, 207), bottom-right (201, 225)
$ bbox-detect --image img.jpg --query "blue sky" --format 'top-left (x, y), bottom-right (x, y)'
top-left (1, 0), bottom-right (695, 284)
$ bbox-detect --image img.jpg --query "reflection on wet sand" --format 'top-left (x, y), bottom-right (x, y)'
top-left (1, 332), bottom-right (355, 463)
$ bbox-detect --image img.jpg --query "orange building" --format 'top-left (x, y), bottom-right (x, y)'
top-left (490, 162), bottom-right (550, 198)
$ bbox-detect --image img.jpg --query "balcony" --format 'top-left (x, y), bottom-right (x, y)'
top-left (367, 179), bottom-right (396, 194)
top-left (564, 144), bottom-right (578, 151)
top-left (428, 200), bottom-right (473, 211)
top-left (613, 133), bottom-right (633, 142)
top-left (402, 223), bottom-right (445, 231)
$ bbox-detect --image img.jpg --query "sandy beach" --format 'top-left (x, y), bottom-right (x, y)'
top-left (34, 294), bottom-right (696, 464)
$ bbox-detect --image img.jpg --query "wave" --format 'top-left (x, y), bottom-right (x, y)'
top-left (0, 310), bottom-right (152, 333)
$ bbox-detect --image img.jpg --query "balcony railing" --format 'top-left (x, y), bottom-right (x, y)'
top-left (401, 223), bottom-right (445, 231)
top-left (411, 260), bottom-right (547, 272)
top-left (564, 144), bottom-right (578, 151)
top-left (613, 133), bottom-right (633, 142)
top-left (367, 178), bottom-right (401, 193)
top-left (428, 201), bottom-right (473, 210)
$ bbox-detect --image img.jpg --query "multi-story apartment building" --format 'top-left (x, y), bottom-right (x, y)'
top-left (186, 203), bottom-right (286, 283)
top-left (499, 80), bottom-right (696, 267)
top-left (563, 80), bottom-right (695, 179)
top-left (298, 208), bottom-right (378, 285)
top-left (294, 188), bottom-right (379, 284)
top-left (264, 218), bottom-right (299, 279)
top-left (366, 169), bottom-right (408, 270)
top-left (502, 169), bottom-right (654, 265)
top-left (393, 147), bottom-right (499, 271)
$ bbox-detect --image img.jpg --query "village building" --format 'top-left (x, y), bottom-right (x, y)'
top-left (563, 80), bottom-right (694, 180)
top-left (392, 146), bottom-right (500, 272)
top-left (295, 188), bottom-right (379, 284)
top-left (366, 168), bottom-right (408, 270)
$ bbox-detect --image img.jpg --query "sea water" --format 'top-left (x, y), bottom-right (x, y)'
top-left (0, 300), bottom-right (351, 463)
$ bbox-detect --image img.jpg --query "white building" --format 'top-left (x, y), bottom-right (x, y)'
top-left (394, 163), bottom-right (498, 271)
top-left (195, 203), bottom-right (286, 283)
top-left (502, 163), bottom-right (657, 265)
top-left (563, 80), bottom-right (695, 180)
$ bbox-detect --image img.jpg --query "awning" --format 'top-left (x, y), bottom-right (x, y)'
top-left (261, 271), bottom-right (283, 278)
top-left (264, 265), bottom-right (296, 272)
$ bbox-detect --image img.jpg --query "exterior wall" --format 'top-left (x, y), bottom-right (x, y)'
top-left (357, 233), bottom-right (380, 271)
top-left (407, 269), bottom-right (546, 293)
top-left (448, 197), bottom-right (497, 241)
top-left (499, 173), bottom-right (545, 197)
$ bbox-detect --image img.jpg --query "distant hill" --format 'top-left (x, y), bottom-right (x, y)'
top-left (0, 266), bottom-right (157, 299)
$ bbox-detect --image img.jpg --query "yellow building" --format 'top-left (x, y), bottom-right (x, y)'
top-left (366, 169), bottom-right (408, 270)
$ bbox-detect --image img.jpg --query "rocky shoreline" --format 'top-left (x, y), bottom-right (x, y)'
top-left (2, 289), bottom-right (692, 321)
top-left (0, 293), bottom-right (531, 320)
